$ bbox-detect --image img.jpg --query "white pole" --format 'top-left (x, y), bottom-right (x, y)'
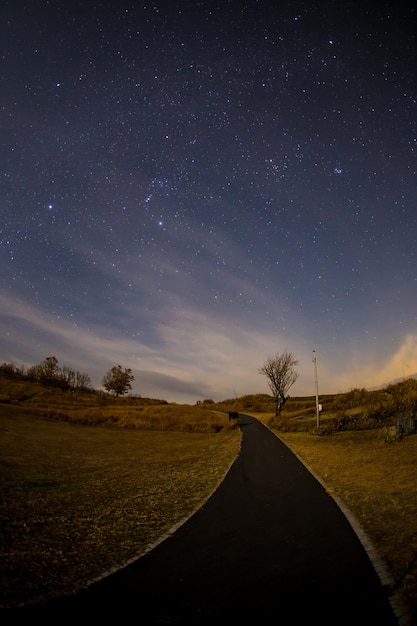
top-left (313, 350), bottom-right (320, 429)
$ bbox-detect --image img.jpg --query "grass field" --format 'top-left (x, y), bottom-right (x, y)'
top-left (0, 406), bottom-right (240, 608)
top-left (1, 376), bottom-right (416, 622)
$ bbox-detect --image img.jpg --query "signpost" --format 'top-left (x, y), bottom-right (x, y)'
top-left (313, 350), bottom-right (320, 429)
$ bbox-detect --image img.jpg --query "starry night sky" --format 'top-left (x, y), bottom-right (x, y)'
top-left (1, 1), bottom-right (416, 403)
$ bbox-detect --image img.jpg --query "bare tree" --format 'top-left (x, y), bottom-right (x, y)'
top-left (60, 367), bottom-right (92, 391)
top-left (74, 370), bottom-right (92, 391)
top-left (259, 350), bottom-right (299, 417)
top-left (60, 366), bottom-right (76, 389)
top-left (102, 365), bottom-right (135, 397)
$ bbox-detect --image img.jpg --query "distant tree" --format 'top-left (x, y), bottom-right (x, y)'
top-left (37, 356), bottom-right (60, 388)
top-left (0, 362), bottom-right (22, 378)
top-left (25, 357), bottom-right (92, 392)
top-left (26, 364), bottom-right (43, 382)
top-left (60, 366), bottom-right (76, 389)
top-left (258, 350), bottom-right (299, 417)
top-left (102, 365), bottom-right (135, 397)
top-left (27, 356), bottom-right (61, 387)
top-left (58, 366), bottom-right (91, 391)
top-left (74, 370), bottom-right (92, 391)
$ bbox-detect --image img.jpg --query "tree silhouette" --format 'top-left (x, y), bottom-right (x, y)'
top-left (259, 350), bottom-right (299, 417)
top-left (102, 365), bottom-right (135, 397)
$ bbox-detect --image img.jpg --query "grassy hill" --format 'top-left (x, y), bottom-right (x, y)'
top-left (1, 366), bottom-right (414, 436)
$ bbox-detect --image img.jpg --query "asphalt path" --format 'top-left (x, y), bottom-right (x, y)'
top-left (17, 414), bottom-right (401, 624)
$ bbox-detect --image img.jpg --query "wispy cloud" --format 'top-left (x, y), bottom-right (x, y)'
top-left (2, 291), bottom-right (417, 403)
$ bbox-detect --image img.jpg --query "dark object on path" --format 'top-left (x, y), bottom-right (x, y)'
top-left (228, 411), bottom-right (238, 421)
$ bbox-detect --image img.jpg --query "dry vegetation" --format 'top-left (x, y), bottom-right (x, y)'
top-left (1, 370), bottom-right (417, 622)
top-left (0, 404), bottom-right (240, 608)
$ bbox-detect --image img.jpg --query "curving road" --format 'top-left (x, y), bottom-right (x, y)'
top-left (18, 414), bottom-right (402, 624)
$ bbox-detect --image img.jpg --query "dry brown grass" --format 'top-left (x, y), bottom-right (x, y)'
top-left (26, 403), bottom-right (229, 432)
top-left (1, 381), bottom-right (230, 433)
top-left (0, 407), bottom-right (240, 608)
